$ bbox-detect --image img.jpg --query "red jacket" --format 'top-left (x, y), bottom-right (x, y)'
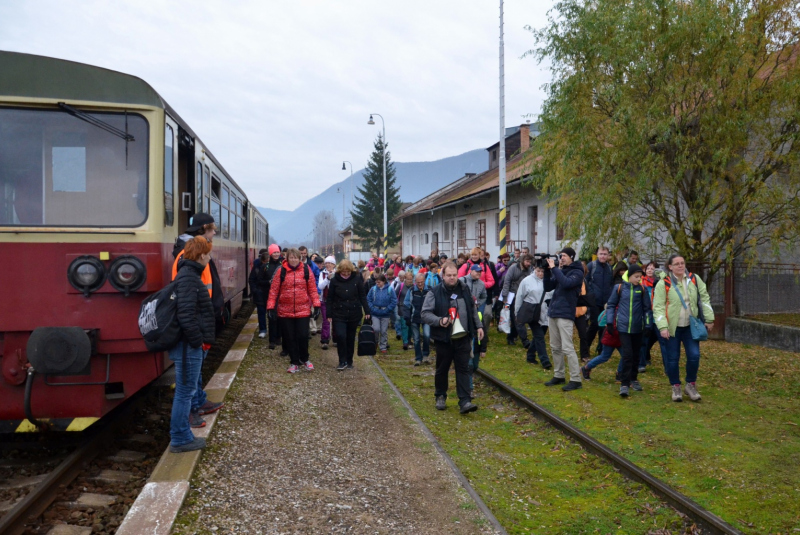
top-left (266, 261), bottom-right (321, 318)
top-left (457, 260), bottom-right (496, 289)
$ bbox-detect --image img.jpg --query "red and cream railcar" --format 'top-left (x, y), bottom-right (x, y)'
top-left (0, 51), bottom-right (267, 432)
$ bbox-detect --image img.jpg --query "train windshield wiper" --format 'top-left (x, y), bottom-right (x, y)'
top-left (57, 102), bottom-right (135, 141)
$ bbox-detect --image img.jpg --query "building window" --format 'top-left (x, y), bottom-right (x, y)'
top-left (492, 149), bottom-right (497, 161)
top-left (432, 232), bottom-right (438, 250)
top-left (556, 223), bottom-right (565, 241)
top-left (475, 219), bottom-right (486, 250)
top-left (457, 219), bottom-right (466, 249)
top-left (444, 222), bottom-right (450, 241)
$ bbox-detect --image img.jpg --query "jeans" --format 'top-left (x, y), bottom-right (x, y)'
top-left (663, 326), bottom-right (701, 385)
top-left (395, 316), bottom-right (410, 344)
top-left (526, 323), bottom-right (551, 367)
top-left (320, 303), bottom-right (331, 343)
top-left (618, 332), bottom-right (643, 386)
top-left (585, 344), bottom-right (620, 370)
top-left (434, 337), bottom-right (472, 405)
top-left (410, 322), bottom-right (430, 360)
top-left (169, 341), bottom-right (207, 447)
top-left (332, 319), bottom-right (359, 366)
top-left (574, 313), bottom-right (590, 361)
top-left (281, 316), bottom-right (310, 365)
top-left (549, 317), bottom-right (582, 383)
top-left (256, 302), bottom-right (267, 334)
top-left (372, 316), bottom-right (390, 351)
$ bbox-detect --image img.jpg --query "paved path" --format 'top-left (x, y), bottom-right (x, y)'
top-left (172, 335), bottom-right (496, 534)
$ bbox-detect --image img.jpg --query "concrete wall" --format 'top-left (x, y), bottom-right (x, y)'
top-left (725, 317), bottom-right (800, 353)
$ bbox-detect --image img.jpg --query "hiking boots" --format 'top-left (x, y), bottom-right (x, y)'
top-left (413, 360), bottom-right (421, 366)
top-left (435, 395), bottom-right (446, 410)
top-left (631, 381), bottom-right (643, 392)
top-left (562, 381), bottom-right (582, 392)
top-left (197, 401), bottom-right (224, 415)
top-left (684, 382), bottom-right (702, 401)
top-left (544, 377), bottom-right (566, 387)
top-left (619, 385), bottom-right (629, 397)
top-left (581, 366), bottom-right (591, 380)
top-left (671, 384), bottom-right (683, 402)
top-left (188, 411), bottom-right (206, 428)
top-left (459, 401), bottom-right (478, 414)
top-left (170, 437), bottom-right (206, 453)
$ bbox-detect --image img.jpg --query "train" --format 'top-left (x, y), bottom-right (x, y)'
top-left (0, 51), bottom-right (268, 432)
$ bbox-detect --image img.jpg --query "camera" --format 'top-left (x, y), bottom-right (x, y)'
top-left (533, 253), bottom-right (558, 270)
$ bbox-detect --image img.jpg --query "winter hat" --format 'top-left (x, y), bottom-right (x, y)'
top-left (378, 258), bottom-right (385, 266)
top-left (559, 247), bottom-right (576, 261)
top-left (186, 212), bottom-right (215, 234)
top-left (268, 244), bottom-right (280, 255)
top-left (627, 264), bottom-right (644, 277)
top-left (470, 264), bottom-right (482, 272)
top-left (324, 255), bottom-right (336, 264)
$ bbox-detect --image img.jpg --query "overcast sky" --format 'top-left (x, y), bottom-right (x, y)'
top-left (0, 1), bottom-right (555, 211)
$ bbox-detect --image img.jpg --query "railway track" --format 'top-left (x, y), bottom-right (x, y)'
top-left (474, 368), bottom-right (743, 535)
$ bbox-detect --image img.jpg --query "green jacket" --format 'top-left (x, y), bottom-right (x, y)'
top-left (652, 273), bottom-right (715, 336)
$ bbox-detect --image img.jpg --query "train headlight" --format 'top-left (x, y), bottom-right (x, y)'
top-left (108, 256), bottom-right (147, 296)
top-left (68, 256), bottom-right (107, 297)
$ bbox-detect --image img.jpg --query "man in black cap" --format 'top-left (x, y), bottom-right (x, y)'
top-left (171, 212), bottom-right (224, 329)
top-left (543, 247), bottom-right (585, 392)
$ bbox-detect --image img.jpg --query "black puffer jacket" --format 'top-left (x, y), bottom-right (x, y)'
top-left (248, 257), bottom-right (281, 306)
top-left (175, 259), bottom-right (216, 348)
top-left (326, 273), bottom-right (370, 322)
top-left (173, 234), bottom-right (224, 320)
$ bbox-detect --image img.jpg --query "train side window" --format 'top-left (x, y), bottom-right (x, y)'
top-left (204, 166), bottom-right (210, 212)
top-left (211, 174), bottom-right (221, 200)
top-left (221, 186), bottom-right (229, 239)
top-left (195, 162), bottom-right (202, 214)
top-left (164, 124), bottom-right (174, 226)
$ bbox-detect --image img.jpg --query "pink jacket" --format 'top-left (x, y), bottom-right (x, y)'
top-left (457, 260), bottom-right (495, 289)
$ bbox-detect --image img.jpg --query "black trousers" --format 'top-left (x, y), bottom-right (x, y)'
top-left (619, 332), bottom-right (644, 387)
top-left (507, 304), bottom-right (529, 344)
top-left (574, 313), bottom-right (590, 361)
top-left (281, 317), bottom-right (310, 366)
top-left (434, 336), bottom-right (472, 405)
top-left (269, 315), bottom-right (281, 344)
top-left (333, 319), bottom-right (359, 366)
top-left (585, 304), bottom-right (605, 353)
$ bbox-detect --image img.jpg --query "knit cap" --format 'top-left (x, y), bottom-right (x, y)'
top-left (268, 244), bottom-right (280, 255)
top-left (324, 256), bottom-right (336, 264)
top-left (628, 264), bottom-right (644, 277)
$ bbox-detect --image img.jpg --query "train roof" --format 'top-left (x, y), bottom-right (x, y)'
top-left (0, 50), bottom-right (257, 214)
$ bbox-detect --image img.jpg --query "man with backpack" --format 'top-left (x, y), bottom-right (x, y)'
top-left (404, 273), bottom-right (431, 365)
top-left (585, 246), bottom-right (614, 355)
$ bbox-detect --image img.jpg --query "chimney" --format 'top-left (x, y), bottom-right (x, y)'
top-left (519, 123), bottom-right (531, 152)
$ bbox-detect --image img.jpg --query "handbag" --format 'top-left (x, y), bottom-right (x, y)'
top-left (672, 279), bottom-right (708, 342)
top-left (601, 322), bottom-right (622, 347)
top-left (516, 287), bottom-right (546, 326)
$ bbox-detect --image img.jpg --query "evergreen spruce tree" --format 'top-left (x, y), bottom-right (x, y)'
top-left (351, 134), bottom-right (402, 255)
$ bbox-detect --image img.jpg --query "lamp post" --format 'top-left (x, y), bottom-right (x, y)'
top-left (367, 114), bottom-right (387, 258)
top-left (336, 187), bottom-right (345, 228)
top-left (342, 161), bottom-right (353, 225)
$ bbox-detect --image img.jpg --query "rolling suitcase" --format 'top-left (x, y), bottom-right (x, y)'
top-left (357, 321), bottom-right (376, 356)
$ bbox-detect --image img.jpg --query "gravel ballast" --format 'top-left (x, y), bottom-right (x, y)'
top-left (173, 335), bottom-right (497, 534)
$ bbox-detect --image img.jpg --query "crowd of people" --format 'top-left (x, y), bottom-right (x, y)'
top-left (164, 216), bottom-right (715, 452)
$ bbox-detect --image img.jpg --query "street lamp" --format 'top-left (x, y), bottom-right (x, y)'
top-left (367, 113), bottom-right (387, 258)
top-left (342, 161), bottom-right (353, 225)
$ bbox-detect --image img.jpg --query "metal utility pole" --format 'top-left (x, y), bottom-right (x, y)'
top-left (498, 0), bottom-right (508, 257)
top-left (342, 161), bottom-right (353, 225)
top-left (368, 114), bottom-right (387, 258)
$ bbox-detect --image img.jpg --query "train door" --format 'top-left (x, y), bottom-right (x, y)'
top-left (176, 126), bottom-right (195, 231)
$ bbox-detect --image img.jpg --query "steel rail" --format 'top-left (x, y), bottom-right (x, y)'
top-left (475, 369), bottom-right (744, 535)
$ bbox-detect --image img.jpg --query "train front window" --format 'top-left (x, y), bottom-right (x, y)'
top-left (0, 108), bottom-right (148, 227)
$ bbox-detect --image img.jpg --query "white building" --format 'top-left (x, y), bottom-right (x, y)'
top-left (397, 124), bottom-right (570, 260)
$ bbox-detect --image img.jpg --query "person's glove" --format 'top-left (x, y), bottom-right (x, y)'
top-left (312, 307), bottom-right (321, 320)
top-left (268, 309), bottom-right (277, 321)
top-left (202, 343), bottom-right (212, 351)
top-left (606, 323), bottom-right (617, 336)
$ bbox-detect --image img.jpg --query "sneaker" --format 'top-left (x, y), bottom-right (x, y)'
top-left (258, 331), bottom-right (266, 338)
top-left (380, 349), bottom-right (387, 354)
top-left (396, 334), bottom-right (402, 340)
top-left (321, 343), bottom-right (329, 350)
top-left (459, 402), bottom-right (478, 414)
top-left (522, 340), bottom-right (531, 349)
top-left (403, 344), bottom-right (409, 350)
top-left (619, 385), bottom-right (630, 397)
top-left (336, 363), bottom-right (347, 371)
top-left (638, 366), bottom-right (647, 373)
top-left (197, 401), bottom-right (224, 415)
top-left (631, 380), bottom-right (643, 392)
top-left (304, 361), bottom-right (315, 371)
top-left (280, 351), bottom-right (288, 357)
top-left (435, 395), bottom-right (446, 410)
top-left (414, 360), bottom-right (421, 367)
top-left (544, 377), bottom-right (566, 387)
top-left (269, 343), bottom-right (276, 350)
top-left (287, 365), bottom-right (300, 374)
top-left (562, 381), bottom-right (582, 392)
top-left (672, 384), bottom-right (683, 402)
top-left (542, 364), bottom-right (552, 370)
top-left (188, 411), bottom-right (206, 428)
top-left (422, 357), bottom-right (431, 365)
top-left (581, 366), bottom-right (592, 380)
top-left (684, 382), bottom-right (702, 401)
top-left (346, 363), bottom-right (354, 369)
top-left (169, 437), bottom-right (206, 453)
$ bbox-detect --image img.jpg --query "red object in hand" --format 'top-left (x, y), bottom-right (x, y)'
top-left (449, 307), bottom-right (458, 321)
top-left (202, 343), bottom-right (211, 351)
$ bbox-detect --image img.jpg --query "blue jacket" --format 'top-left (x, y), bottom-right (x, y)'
top-left (606, 282), bottom-right (653, 334)
top-left (405, 286), bottom-right (428, 324)
top-left (585, 259), bottom-right (613, 306)
top-left (544, 262), bottom-right (585, 320)
top-left (367, 284), bottom-right (397, 317)
top-left (304, 260), bottom-right (321, 280)
top-left (424, 272), bottom-right (441, 290)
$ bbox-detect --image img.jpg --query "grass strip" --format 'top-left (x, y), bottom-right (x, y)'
top-left (477, 329), bottom-right (800, 534)
top-left (377, 348), bottom-right (692, 534)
